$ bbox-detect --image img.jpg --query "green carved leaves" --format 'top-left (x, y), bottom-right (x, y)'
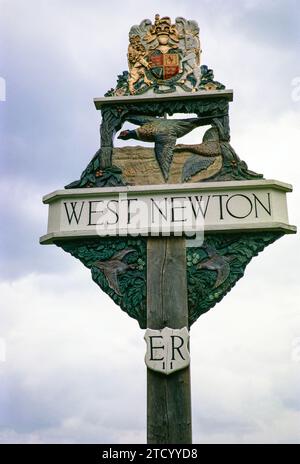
top-left (57, 238), bottom-right (147, 327)
top-left (56, 232), bottom-right (282, 329)
top-left (187, 232), bottom-right (282, 325)
top-left (205, 143), bottom-right (263, 182)
top-left (104, 65), bottom-right (226, 97)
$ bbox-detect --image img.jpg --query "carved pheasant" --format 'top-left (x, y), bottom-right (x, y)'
top-left (117, 115), bottom-right (213, 180)
top-left (197, 244), bottom-right (236, 288)
top-left (93, 249), bottom-right (136, 296)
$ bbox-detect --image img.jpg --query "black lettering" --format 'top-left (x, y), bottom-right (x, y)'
top-left (106, 199), bottom-right (119, 225)
top-left (64, 201), bottom-right (85, 225)
top-left (88, 200), bottom-right (104, 226)
top-left (212, 194), bottom-right (229, 220)
top-left (253, 192), bottom-right (271, 217)
top-left (226, 194), bottom-right (253, 219)
top-left (188, 195), bottom-right (211, 219)
top-left (149, 336), bottom-right (164, 361)
top-left (171, 196), bottom-right (187, 223)
top-left (171, 335), bottom-right (185, 361)
top-left (151, 197), bottom-right (168, 222)
top-left (120, 198), bottom-right (138, 224)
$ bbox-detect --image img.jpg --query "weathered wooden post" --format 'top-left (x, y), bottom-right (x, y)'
top-left (147, 237), bottom-right (192, 443)
top-left (40, 14), bottom-right (296, 444)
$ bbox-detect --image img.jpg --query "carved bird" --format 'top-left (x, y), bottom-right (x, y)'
top-left (181, 155), bottom-right (216, 182)
top-left (197, 244), bottom-right (236, 288)
top-left (93, 249), bottom-right (136, 296)
top-left (117, 115), bottom-right (213, 181)
top-left (175, 126), bottom-right (222, 181)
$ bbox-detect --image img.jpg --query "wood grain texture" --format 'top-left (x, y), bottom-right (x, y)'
top-left (147, 237), bottom-right (192, 444)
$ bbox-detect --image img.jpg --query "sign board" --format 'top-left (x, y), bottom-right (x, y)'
top-left (144, 327), bottom-right (190, 375)
top-left (40, 179), bottom-right (295, 244)
top-left (40, 12), bottom-right (296, 444)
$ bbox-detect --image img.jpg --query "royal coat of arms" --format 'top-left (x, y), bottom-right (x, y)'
top-left (105, 14), bottom-right (224, 96)
top-left (127, 14), bottom-right (201, 94)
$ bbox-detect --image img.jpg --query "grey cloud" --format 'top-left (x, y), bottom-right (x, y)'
top-left (233, 0), bottom-right (300, 48)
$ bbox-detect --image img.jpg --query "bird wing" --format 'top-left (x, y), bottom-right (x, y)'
top-left (182, 155), bottom-right (216, 182)
top-left (171, 117), bottom-right (213, 136)
top-left (214, 261), bottom-right (231, 288)
top-left (202, 244), bottom-right (217, 258)
top-left (125, 114), bottom-right (157, 126)
top-left (103, 268), bottom-right (122, 296)
top-left (154, 132), bottom-right (177, 181)
top-left (112, 248), bottom-right (135, 261)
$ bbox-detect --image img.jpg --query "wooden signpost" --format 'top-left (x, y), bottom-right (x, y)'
top-left (41, 15), bottom-right (296, 444)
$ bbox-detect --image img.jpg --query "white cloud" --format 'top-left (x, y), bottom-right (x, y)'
top-left (0, 269), bottom-right (146, 443)
top-left (0, 255), bottom-right (299, 443)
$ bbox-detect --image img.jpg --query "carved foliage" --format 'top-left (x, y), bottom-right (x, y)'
top-left (56, 232), bottom-right (282, 329)
top-left (187, 232), bottom-right (282, 325)
top-left (57, 238), bottom-right (147, 327)
top-left (105, 66), bottom-right (225, 96)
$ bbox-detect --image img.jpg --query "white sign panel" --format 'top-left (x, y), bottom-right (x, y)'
top-left (144, 327), bottom-right (190, 375)
top-left (40, 180), bottom-right (296, 244)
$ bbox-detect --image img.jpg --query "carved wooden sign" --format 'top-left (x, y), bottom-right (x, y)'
top-left (40, 14), bottom-right (296, 443)
top-left (40, 180), bottom-right (294, 244)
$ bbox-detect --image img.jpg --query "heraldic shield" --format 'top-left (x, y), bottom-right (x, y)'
top-left (149, 49), bottom-right (180, 80)
top-left (144, 327), bottom-right (190, 375)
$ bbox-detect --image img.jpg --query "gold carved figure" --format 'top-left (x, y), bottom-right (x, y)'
top-left (127, 35), bottom-right (152, 95)
top-left (144, 14), bottom-right (179, 53)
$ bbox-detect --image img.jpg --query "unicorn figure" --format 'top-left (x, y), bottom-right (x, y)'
top-left (179, 32), bottom-right (202, 91)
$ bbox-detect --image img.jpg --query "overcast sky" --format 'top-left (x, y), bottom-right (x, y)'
top-left (0, 0), bottom-right (299, 444)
